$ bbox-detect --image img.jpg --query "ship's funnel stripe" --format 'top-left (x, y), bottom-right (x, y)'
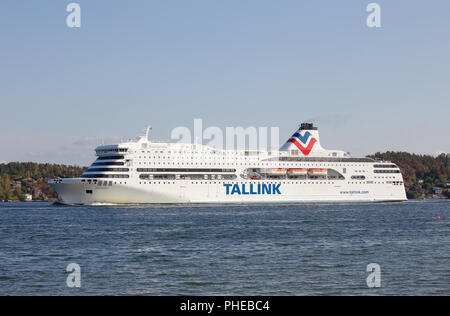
top-left (288, 138), bottom-right (317, 156)
top-left (291, 131), bottom-right (312, 144)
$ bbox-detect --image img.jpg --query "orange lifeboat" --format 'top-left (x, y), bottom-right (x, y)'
top-left (308, 168), bottom-right (328, 176)
top-left (265, 168), bottom-right (287, 176)
top-left (287, 168), bottom-right (307, 176)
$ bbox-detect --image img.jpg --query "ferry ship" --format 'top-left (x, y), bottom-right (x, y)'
top-left (49, 123), bottom-right (407, 204)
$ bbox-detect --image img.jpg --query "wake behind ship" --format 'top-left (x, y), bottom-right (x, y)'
top-left (49, 123), bottom-right (407, 205)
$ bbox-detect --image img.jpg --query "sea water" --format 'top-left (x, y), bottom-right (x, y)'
top-left (0, 200), bottom-right (449, 295)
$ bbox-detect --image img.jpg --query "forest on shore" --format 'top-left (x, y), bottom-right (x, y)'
top-left (0, 152), bottom-right (449, 201)
top-left (0, 163), bottom-right (86, 201)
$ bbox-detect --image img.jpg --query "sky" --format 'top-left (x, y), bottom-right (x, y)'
top-left (0, 0), bottom-right (449, 166)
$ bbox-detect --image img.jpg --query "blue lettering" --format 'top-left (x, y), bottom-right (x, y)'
top-left (231, 184), bottom-right (241, 195)
top-left (225, 183), bottom-right (282, 195)
top-left (273, 184), bottom-right (281, 195)
top-left (224, 183), bottom-right (232, 195)
top-left (262, 184), bottom-right (271, 195)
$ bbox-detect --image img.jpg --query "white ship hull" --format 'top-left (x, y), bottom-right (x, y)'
top-left (49, 123), bottom-right (408, 205)
top-left (50, 178), bottom-right (407, 205)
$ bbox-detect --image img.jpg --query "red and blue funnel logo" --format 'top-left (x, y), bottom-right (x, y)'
top-left (288, 131), bottom-right (317, 155)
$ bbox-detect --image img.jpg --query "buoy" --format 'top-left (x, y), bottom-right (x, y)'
top-left (437, 216), bottom-right (440, 220)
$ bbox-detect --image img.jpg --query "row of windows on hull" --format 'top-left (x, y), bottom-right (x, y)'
top-left (93, 156), bottom-right (396, 165)
top-left (96, 149), bottom-right (128, 155)
top-left (373, 164), bottom-right (398, 168)
top-left (136, 174), bottom-right (349, 181)
top-left (92, 162), bottom-right (125, 166)
top-left (86, 168), bottom-right (130, 172)
top-left (95, 155), bottom-right (377, 163)
top-left (96, 155), bottom-right (125, 160)
top-left (139, 174), bottom-right (237, 180)
top-left (275, 157), bottom-right (375, 163)
top-left (80, 175), bottom-right (392, 182)
top-left (81, 174), bottom-right (130, 179)
top-left (90, 162), bottom-right (399, 174)
top-left (374, 170), bottom-right (401, 174)
top-left (242, 175), bottom-right (346, 181)
top-left (136, 168), bottom-right (236, 173)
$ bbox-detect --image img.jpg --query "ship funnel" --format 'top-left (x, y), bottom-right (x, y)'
top-left (280, 123), bottom-right (324, 156)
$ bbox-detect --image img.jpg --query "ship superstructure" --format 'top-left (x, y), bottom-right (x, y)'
top-left (49, 123), bottom-right (407, 204)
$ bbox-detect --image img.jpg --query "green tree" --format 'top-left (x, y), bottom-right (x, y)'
top-left (407, 191), bottom-right (419, 199)
top-left (0, 174), bottom-right (12, 201)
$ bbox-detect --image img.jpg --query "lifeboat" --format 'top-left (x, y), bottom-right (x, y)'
top-left (287, 168), bottom-right (307, 176)
top-left (264, 168), bottom-right (287, 176)
top-left (308, 168), bottom-right (328, 176)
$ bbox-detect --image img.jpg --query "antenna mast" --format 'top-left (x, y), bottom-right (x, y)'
top-left (145, 125), bottom-right (152, 140)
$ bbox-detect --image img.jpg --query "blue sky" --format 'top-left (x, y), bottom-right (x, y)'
top-left (0, 0), bottom-right (449, 165)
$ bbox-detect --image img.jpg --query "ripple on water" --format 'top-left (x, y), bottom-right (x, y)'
top-left (0, 200), bottom-right (449, 295)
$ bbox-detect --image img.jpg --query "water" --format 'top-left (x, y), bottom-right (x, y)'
top-left (0, 200), bottom-right (449, 296)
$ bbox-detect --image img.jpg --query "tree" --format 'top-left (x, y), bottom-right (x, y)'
top-left (407, 191), bottom-right (419, 199)
top-left (0, 174), bottom-right (12, 201)
top-left (0, 162), bottom-right (86, 201)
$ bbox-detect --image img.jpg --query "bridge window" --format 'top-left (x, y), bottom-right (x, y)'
top-left (374, 170), bottom-right (401, 174)
top-left (92, 162), bottom-right (125, 166)
top-left (81, 174), bottom-right (130, 179)
top-left (86, 168), bottom-right (129, 172)
top-left (96, 155), bottom-right (125, 160)
top-left (373, 164), bottom-right (398, 168)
